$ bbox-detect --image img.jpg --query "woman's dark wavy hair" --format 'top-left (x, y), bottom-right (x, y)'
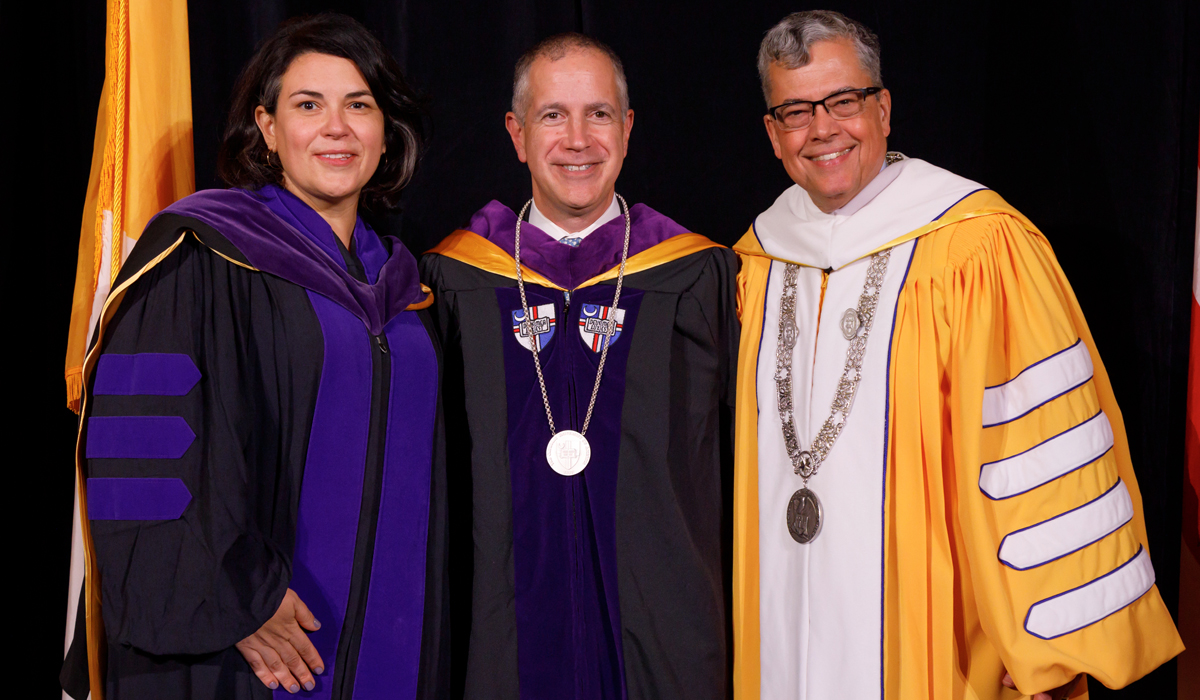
top-left (217, 13), bottom-right (423, 211)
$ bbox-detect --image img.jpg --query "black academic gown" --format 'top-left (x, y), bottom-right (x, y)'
top-left (65, 186), bottom-right (448, 700)
top-left (420, 201), bottom-right (738, 700)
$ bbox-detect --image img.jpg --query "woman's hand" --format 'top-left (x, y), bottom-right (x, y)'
top-left (1002, 670), bottom-right (1083, 700)
top-left (236, 588), bottom-right (325, 693)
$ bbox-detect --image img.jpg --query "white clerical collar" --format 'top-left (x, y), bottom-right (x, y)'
top-left (753, 157), bottom-right (984, 270)
top-left (529, 196), bottom-right (622, 242)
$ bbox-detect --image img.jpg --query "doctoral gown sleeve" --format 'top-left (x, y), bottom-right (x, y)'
top-left (709, 247), bottom-right (740, 562)
top-left (417, 252), bottom-right (487, 698)
top-left (938, 214), bottom-right (1183, 692)
top-left (714, 247), bottom-right (741, 438)
top-left (679, 246), bottom-right (740, 464)
top-left (85, 235), bottom-right (316, 656)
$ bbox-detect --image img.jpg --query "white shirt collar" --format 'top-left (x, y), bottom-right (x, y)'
top-left (529, 196), bottom-right (622, 242)
top-left (753, 157), bottom-right (984, 270)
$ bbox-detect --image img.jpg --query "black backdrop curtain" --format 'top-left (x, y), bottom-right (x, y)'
top-left (29, 0), bottom-right (1198, 697)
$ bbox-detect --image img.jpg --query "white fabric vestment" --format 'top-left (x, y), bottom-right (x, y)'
top-left (529, 196), bottom-right (621, 241)
top-left (753, 158), bottom-right (982, 700)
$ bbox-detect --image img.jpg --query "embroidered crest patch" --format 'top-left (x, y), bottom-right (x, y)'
top-left (578, 304), bottom-right (625, 352)
top-left (512, 304), bottom-right (557, 351)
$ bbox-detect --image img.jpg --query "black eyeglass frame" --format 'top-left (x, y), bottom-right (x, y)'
top-left (767, 87), bottom-right (884, 130)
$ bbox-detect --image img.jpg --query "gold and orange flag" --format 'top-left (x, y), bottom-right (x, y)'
top-left (65, 0), bottom-right (195, 411)
top-left (62, 1), bottom-right (193, 697)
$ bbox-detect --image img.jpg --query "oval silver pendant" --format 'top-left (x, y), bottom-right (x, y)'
top-left (786, 487), bottom-right (822, 544)
top-left (546, 430), bottom-right (591, 476)
top-left (840, 308), bottom-right (861, 340)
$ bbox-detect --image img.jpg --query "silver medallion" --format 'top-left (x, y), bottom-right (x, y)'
top-left (786, 487), bottom-right (823, 543)
top-left (546, 429), bottom-right (591, 476)
top-left (515, 196), bottom-right (632, 476)
top-left (840, 308), bottom-right (861, 340)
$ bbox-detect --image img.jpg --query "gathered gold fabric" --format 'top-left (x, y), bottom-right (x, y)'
top-left (427, 229), bottom-right (722, 290)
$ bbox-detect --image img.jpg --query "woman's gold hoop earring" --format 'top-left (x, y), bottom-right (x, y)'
top-left (264, 150), bottom-right (275, 168)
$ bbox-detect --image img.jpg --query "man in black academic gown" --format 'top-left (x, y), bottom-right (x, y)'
top-left (421, 33), bottom-right (737, 700)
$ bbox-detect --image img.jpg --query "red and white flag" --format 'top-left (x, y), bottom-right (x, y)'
top-left (1182, 128), bottom-right (1200, 700)
top-left (1189, 137), bottom-right (1200, 540)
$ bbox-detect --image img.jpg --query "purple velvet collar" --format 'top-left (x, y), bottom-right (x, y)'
top-left (465, 200), bottom-right (690, 289)
top-left (159, 186), bottom-right (423, 335)
top-left (258, 184), bottom-right (390, 284)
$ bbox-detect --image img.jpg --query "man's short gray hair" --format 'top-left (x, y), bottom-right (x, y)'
top-left (512, 33), bottom-right (630, 122)
top-left (757, 10), bottom-right (883, 106)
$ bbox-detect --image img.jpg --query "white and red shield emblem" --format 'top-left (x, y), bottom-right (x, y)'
top-left (578, 304), bottom-right (625, 352)
top-left (512, 304), bottom-right (556, 351)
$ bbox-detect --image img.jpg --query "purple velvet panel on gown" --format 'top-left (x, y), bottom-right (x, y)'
top-left (497, 282), bottom-right (644, 700)
top-left (86, 416), bottom-right (196, 459)
top-left (85, 478), bottom-right (193, 520)
top-left (280, 291), bottom-right (373, 700)
top-left (352, 311), bottom-right (437, 698)
top-left (92, 353), bottom-right (201, 396)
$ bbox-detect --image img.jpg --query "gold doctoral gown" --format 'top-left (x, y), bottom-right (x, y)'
top-left (733, 188), bottom-right (1183, 699)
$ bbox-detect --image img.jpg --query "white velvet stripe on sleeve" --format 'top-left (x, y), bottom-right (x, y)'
top-left (982, 339), bottom-right (1093, 428)
top-left (998, 479), bottom-right (1133, 570)
top-left (1024, 546), bottom-right (1155, 640)
top-left (979, 411), bottom-right (1114, 500)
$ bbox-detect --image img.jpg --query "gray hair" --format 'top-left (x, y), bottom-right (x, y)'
top-left (512, 33), bottom-right (630, 122)
top-left (757, 11), bottom-right (882, 106)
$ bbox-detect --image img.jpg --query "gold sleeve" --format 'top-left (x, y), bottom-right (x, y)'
top-left (939, 212), bottom-right (1183, 693)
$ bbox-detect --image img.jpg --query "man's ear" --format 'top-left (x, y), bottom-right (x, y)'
top-left (255, 105), bottom-right (277, 151)
top-left (622, 109), bottom-right (635, 156)
top-left (877, 88), bottom-right (892, 139)
top-left (505, 112), bottom-right (528, 163)
top-left (763, 114), bottom-right (784, 160)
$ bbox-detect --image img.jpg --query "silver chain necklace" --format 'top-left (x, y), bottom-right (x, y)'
top-left (777, 249), bottom-right (891, 543)
top-left (515, 194), bottom-right (632, 476)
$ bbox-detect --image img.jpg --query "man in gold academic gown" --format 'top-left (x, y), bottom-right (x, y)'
top-left (731, 11), bottom-right (1183, 700)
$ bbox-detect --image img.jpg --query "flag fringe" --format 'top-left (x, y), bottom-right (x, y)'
top-left (66, 367), bottom-right (83, 414)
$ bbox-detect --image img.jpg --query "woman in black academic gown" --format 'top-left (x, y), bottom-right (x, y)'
top-left (68, 14), bottom-right (447, 700)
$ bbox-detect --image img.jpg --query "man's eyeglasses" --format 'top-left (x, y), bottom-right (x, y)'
top-left (767, 87), bottom-right (883, 131)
